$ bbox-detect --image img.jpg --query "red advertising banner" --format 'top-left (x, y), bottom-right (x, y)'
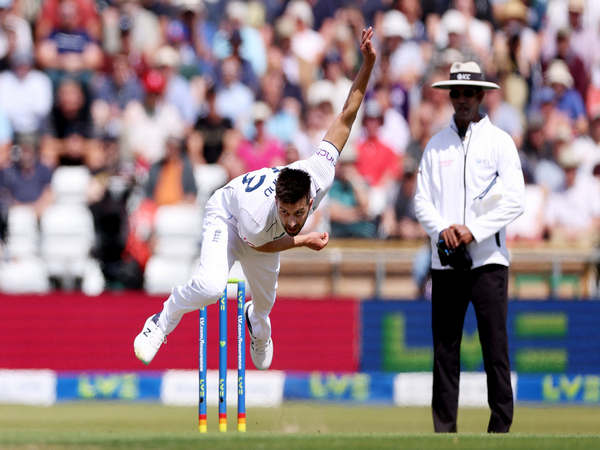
top-left (1, 292), bottom-right (359, 372)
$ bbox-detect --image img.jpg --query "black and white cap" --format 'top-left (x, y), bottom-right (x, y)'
top-left (431, 61), bottom-right (500, 90)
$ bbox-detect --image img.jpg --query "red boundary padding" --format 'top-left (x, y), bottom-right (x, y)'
top-left (1, 292), bottom-right (359, 372)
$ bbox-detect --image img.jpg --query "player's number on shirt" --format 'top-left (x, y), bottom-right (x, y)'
top-left (242, 167), bottom-right (281, 193)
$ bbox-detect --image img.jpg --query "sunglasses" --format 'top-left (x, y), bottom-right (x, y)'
top-left (449, 88), bottom-right (478, 99)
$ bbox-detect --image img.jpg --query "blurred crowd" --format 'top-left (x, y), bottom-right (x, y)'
top-left (0, 0), bottom-right (600, 291)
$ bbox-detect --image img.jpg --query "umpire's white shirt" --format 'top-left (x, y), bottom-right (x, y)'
top-left (414, 114), bottom-right (525, 270)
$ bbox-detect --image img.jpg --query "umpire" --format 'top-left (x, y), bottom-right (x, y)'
top-left (414, 62), bottom-right (525, 433)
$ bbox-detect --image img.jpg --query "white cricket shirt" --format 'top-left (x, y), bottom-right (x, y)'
top-left (217, 140), bottom-right (339, 248)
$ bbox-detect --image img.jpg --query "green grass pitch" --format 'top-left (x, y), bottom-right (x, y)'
top-left (0, 402), bottom-right (599, 449)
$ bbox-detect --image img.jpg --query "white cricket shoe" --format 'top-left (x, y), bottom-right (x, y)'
top-left (244, 302), bottom-right (273, 370)
top-left (134, 314), bottom-right (166, 365)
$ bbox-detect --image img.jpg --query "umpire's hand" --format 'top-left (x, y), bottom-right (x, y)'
top-left (441, 225), bottom-right (474, 249)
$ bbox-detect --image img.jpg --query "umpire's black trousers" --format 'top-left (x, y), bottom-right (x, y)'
top-left (431, 264), bottom-right (513, 433)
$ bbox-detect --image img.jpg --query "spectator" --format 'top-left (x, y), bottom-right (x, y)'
top-left (41, 77), bottom-right (97, 167)
top-left (328, 148), bottom-right (377, 239)
top-left (453, 0), bottom-right (493, 62)
top-left (153, 45), bottom-right (198, 127)
top-left (214, 56), bottom-right (254, 128)
top-left (106, 12), bottom-right (150, 76)
top-left (317, 51), bottom-right (353, 120)
top-left (0, 0), bottom-right (33, 69)
top-left (355, 100), bottom-right (401, 189)
top-left (494, 0), bottom-right (541, 84)
top-left (544, 59), bottom-right (588, 136)
top-left (325, 7), bottom-right (365, 78)
top-left (535, 124), bottom-right (572, 192)
top-left (380, 9), bottom-right (425, 90)
top-left (395, 0), bottom-right (428, 43)
top-left (0, 52), bottom-right (53, 135)
top-left (307, 50), bottom-right (357, 141)
top-left (87, 133), bottom-right (141, 289)
top-left (215, 29), bottom-right (259, 94)
top-left (0, 133), bottom-right (53, 219)
top-left (290, 79), bottom-right (337, 161)
top-left (360, 0), bottom-right (388, 29)
top-left (541, 0), bottom-right (597, 73)
top-left (493, 35), bottom-right (530, 116)
top-left (355, 99), bottom-right (402, 220)
top-left (143, 0), bottom-right (172, 25)
top-left (483, 78), bottom-right (524, 149)
top-left (425, 8), bottom-right (482, 81)
top-left (265, 27), bottom-right (304, 109)
top-left (520, 111), bottom-right (552, 181)
top-left (286, 0), bottom-right (326, 67)
top-left (117, 0), bottom-right (162, 60)
top-left (259, 67), bottom-right (302, 144)
top-left (291, 104), bottom-right (329, 160)
top-left (36, 0), bottom-right (100, 42)
top-left (566, 0), bottom-right (599, 72)
top-left (382, 155), bottom-right (431, 297)
top-left (273, 15), bottom-right (301, 88)
top-left (189, 85), bottom-right (237, 166)
top-left (506, 169), bottom-right (548, 243)
top-left (167, 0), bottom-right (215, 75)
top-left (381, 159), bottom-right (427, 240)
top-left (310, 0), bottom-right (347, 31)
top-left (421, 70), bottom-right (455, 135)
top-left (372, 84), bottom-right (411, 155)
top-left (122, 69), bottom-right (185, 170)
top-left (306, 78), bottom-right (336, 130)
top-left (372, 51), bottom-right (410, 122)
top-left (92, 52), bottom-right (144, 110)
top-left (284, 141), bottom-right (301, 165)
top-left (145, 136), bottom-right (197, 207)
top-left (422, 0), bottom-right (495, 37)
top-left (213, 1), bottom-right (267, 80)
top-left (406, 100), bottom-right (436, 165)
top-left (545, 148), bottom-right (600, 247)
top-left (90, 52), bottom-right (144, 133)
top-left (543, 27), bottom-right (588, 102)
top-left (572, 105), bottom-right (600, 175)
top-left (188, 85), bottom-right (241, 206)
top-left (236, 101), bottom-right (285, 173)
top-left (36, 0), bottom-right (104, 87)
top-left (531, 85), bottom-right (573, 143)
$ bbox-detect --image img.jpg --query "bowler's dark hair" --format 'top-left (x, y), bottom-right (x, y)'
top-left (275, 167), bottom-right (311, 204)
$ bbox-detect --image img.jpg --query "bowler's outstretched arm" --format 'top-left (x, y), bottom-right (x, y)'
top-left (323, 27), bottom-right (376, 154)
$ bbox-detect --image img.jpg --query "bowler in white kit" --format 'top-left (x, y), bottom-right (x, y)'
top-left (134, 28), bottom-right (377, 370)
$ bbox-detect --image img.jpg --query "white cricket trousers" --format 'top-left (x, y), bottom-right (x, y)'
top-left (157, 197), bottom-right (279, 344)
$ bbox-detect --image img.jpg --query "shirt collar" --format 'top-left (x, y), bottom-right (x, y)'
top-left (450, 113), bottom-right (490, 135)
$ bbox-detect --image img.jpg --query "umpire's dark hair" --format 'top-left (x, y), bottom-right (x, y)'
top-left (275, 167), bottom-right (311, 204)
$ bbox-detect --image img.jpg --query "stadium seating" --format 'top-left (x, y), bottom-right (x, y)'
top-left (5, 205), bottom-right (39, 258)
top-left (40, 204), bottom-right (95, 287)
top-left (144, 256), bottom-right (191, 294)
top-left (51, 166), bottom-right (91, 205)
top-left (152, 204), bottom-right (202, 259)
top-left (194, 164), bottom-right (228, 211)
top-left (143, 204), bottom-right (202, 294)
top-left (0, 257), bottom-right (50, 293)
top-left (81, 258), bottom-right (106, 296)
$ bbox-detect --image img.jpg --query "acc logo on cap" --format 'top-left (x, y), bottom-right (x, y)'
top-left (457, 73), bottom-right (471, 80)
